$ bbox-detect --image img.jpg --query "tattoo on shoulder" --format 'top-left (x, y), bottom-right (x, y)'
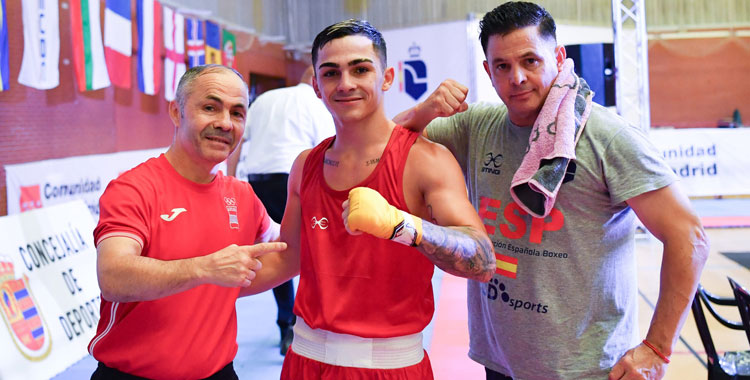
top-left (324, 158), bottom-right (339, 167)
top-left (365, 158), bottom-right (380, 166)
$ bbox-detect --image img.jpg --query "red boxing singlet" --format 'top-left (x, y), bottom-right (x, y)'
top-left (294, 126), bottom-right (435, 338)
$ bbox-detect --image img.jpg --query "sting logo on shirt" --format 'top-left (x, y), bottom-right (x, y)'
top-left (311, 217), bottom-right (329, 230)
top-left (481, 152), bottom-right (503, 175)
top-left (224, 197), bottom-right (239, 229)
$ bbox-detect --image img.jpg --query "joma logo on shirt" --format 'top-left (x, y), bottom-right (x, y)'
top-left (478, 196), bottom-right (563, 244)
top-left (160, 208), bottom-right (187, 221)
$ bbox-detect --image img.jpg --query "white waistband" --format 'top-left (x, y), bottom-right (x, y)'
top-left (291, 319), bottom-right (424, 369)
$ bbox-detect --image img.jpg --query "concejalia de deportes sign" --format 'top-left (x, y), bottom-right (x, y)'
top-left (0, 201), bottom-right (99, 380)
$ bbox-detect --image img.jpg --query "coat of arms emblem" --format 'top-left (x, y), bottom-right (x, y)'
top-left (0, 259), bottom-right (52, 360)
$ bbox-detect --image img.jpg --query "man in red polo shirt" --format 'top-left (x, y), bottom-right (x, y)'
top-left (89, 64), bottom-right (286, 380)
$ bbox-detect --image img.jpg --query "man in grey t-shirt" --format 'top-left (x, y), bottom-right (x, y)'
top-left (395, 2), bottom-right (708, 380)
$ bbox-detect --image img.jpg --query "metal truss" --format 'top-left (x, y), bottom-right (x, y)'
top-left (611, 0), bottom-right (650, 132)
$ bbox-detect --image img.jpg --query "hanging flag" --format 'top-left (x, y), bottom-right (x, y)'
top-left (205, 20), bottom-right (221, 65)
top-left (163, 6), bottom-right (185, 101)
top-left (185, 18), bottom-right (204, 68)
top-left (221, 29), bottom-right (237, 69)
top-left (17, 0), bottom-right (60, 90)
top-left (70, 0), bottom-right (111, 91)
top-left (136, 0), bottom-right (162, 95)
top-left (0, 0), bottom-right (8, 91)
top-left (104, 0), bottom-right (132, 88)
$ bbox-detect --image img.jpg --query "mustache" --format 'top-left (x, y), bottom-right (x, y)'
top-left (202, 129), bottom-right (234, 144)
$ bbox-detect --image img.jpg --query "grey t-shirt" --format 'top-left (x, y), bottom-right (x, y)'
top-left (427, 102), bottom-right (676, 380)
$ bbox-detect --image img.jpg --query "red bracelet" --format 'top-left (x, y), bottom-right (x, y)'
top-left (642, 339), bottom-right (671, 363)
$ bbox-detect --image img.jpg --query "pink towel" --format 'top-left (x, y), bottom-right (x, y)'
top-left (509, 58), bottom-right (594, 218)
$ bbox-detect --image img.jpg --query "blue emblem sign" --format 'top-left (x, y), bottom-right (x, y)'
top-left (399, 43), bottom-right (428, 101)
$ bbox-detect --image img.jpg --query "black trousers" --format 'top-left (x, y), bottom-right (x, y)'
top-left (91, 361), bottom-right (238, 380)
top-left (486, 368), bottom-right (513, 380)
top-left (248, 173), bottom-right (295, 331)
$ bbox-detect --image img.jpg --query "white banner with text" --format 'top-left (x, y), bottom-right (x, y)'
top-left (5, 148), bottom-right (166, 217)
top-left (0, 201), bottom-right (99, 380)
top-left (650, 128), bottom-right (750, 197)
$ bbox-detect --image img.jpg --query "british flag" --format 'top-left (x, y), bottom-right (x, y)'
top-left (186, 17), bottom-right (205, 68)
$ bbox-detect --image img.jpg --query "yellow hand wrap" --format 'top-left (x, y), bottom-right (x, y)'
top-left (347, 187), bottom-right (423, 246)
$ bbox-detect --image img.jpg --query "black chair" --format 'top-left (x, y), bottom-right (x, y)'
top-left (729, 278), bottom-right (750, 345)
top-left (691, 278), bottom-right (750, 379)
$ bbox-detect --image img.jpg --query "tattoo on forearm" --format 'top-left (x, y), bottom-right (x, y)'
top-left (366, 158), bottom-right (380, 166)
top-left (419, 221), bottom-right (495, 282)
top-left (323, 158), bottom-right (339, 167)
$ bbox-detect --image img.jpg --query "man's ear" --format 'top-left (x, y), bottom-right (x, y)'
top-left (168, 101), bottom-right (181, 127)
top-left (312, 76), bottom-right (322, 99)
top-left (382, 66), bottom-right (395, 91)
top-left (483, 60), bottom-right (491, 79)
top-left (555, 45), bottom-right (567, 72)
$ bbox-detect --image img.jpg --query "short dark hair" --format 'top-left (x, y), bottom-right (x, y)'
top-left (479, 1), bottom-right (556, 55)
top-left (311, 19), bottom-right (387, 69)
top-left (175, 64), bottom-right (248, 114)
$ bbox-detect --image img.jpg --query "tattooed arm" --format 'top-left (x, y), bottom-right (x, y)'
top-left (417, 220), bottom-right (494, 282)
top-left (406, 137), bottom-right (495, 282)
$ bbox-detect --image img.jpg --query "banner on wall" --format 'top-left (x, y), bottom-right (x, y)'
top-left (5, 148), bottom-right (165, 217)
top-left (380, 19), bottom-right (614, 118)
top-left (0, 201), bottom-right (100, 380)
top-left (649, 128), bottom-right (750, 197)
top-left (381, 20), bottom-right (473, 119)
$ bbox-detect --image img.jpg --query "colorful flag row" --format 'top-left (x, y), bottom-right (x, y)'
top-left (1, 0), bottom-right (239, 100)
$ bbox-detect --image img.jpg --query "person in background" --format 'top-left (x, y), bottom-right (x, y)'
top-left (227, 65), bottom-right (335, 355)
top-left (89, 64), bottom-right (286, 380)
top-left (395, 2), bottom-right (709, 379)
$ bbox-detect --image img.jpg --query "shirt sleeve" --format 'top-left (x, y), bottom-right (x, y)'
top-left (602, 125), bottom-right (678, 205)
top-left (94, 178), bottom-right (150, 249)
top-left (425, 104), bottom-right (484, 171)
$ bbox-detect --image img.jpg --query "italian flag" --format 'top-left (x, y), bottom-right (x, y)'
top-left (70, 0), bottom-right (111, 91)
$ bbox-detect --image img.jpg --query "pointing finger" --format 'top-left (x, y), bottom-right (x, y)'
top-left (244, 242), bottom-right (287, 258)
